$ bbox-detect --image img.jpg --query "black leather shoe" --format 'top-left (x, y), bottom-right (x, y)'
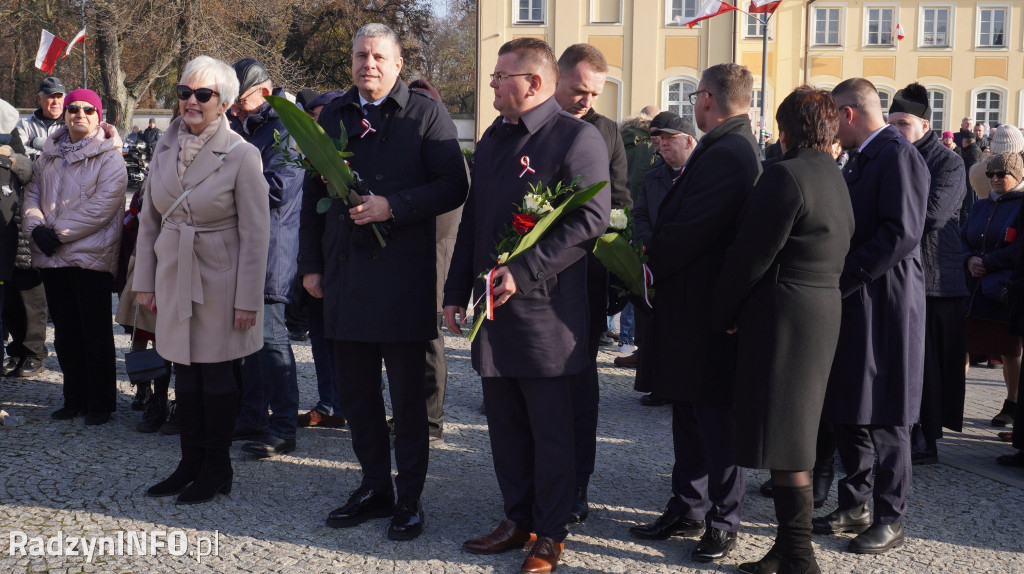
top-left (13, 357), bottom-right (45, 377)
top-left (569, 485), bottom-right (589, 523)
top-left (691, 526), bottom-right (737, 563)
top-left (241, 434), bottom-right (296, 458)
top-left (996, 450), bottom-right (1024, 467)
top-left (629, 508), bottom-right (705, 540)
top-left (2, 357), bottom-right (20, 376)
top-left (51, 406), bottom-right (81, 420)
top-left (84, 412), bottom-right (111, 426)
top-left (387, 496), bottom-right (424, 540)
top-left (326, 487), bottom-right (395, 528)
top-left (812, 503), bottom-right (871, 535)
top-left (848, 522), bottom-right (904, 554)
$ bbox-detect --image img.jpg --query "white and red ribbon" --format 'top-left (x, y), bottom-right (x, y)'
top-left (485, 267), bottom-right (497, 319)
top-left (642, 263), bottom-right (654, 308)
top-left (518, 156), bottom-right (535, 178)
top-left (360, 118), bottom-right (376, 138)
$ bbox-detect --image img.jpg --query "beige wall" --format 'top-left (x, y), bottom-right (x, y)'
top-left (479, 0), bottom-right (1024, 142)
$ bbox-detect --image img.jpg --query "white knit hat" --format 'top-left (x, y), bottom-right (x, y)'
top-left (989, 124), bottom-right (1024, 154)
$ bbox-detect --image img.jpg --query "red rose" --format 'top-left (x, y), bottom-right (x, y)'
top-left (512, 213), bottom-right (537, 235)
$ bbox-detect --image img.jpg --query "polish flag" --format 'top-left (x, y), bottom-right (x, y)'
top-left (64, 28), bottom-right (86, 57)
top-left (679, 0), bottom-right (737, 29)
top-left (896, 22), bottom-right (906, 42)
top-left (749, 0), bottom-right (782, 15)
top-left (35, 30), bottom-right (68, 74)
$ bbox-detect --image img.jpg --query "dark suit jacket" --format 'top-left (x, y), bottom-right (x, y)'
top-left (443, 97), bottom-right (610, 378)
top-left (824, 124), bottom-right (929, 426)
top-left (646, 114), bottom-right (762, 404)
top-left (581, 109), bottom-right (631, 209)
top-left (298, 80), bottom-right (469, 342)
top-left (633, 158), bottom-right (674, 244)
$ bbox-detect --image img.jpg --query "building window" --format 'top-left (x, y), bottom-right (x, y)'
top-left (663, 78), bottom-right (697, 126)
top-left (929, 89), bottom-right (947, 134)
top-left (865, 7), bottom-right (895, 46)
top-left (751, 89), bottom-right (764, 109)
top-left (667, 0), bottom-right (698, 25)
top-left (591, 0), bottom-right (621, 24)
top-left (813, 7), bottom-right (842, 46)
top-left (515, 0), bottom-right (545, 25)
top-left (745, 8), bottom-right (768, 38)
top-left (877, 89), bottom-right (892, 113)
top-left (977, 7), bottom-right (1006, 47)
top-left (974, 90), bottom-right (1002, 126)
top-left (920, 7), bottom-right (951, 47)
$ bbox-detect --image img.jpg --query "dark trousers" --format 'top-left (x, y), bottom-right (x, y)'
top-left (668, 400), bottom-right (746, 532)
top-left (424, 312), bottom-right (446, 428)
top-left (334, 340), bottom-right (429, 499)
top-left (3, 269), bottom-right (47, 359)
top-left (572, 253), bottom-right (606, 486)
top-left (482, 374), bottom-right (576, 542)
top-left (920, 296), bottom-right (967, 440)
top-left (175, 360), bottom-right (240, 395)
top-left (40, 268), bottom-right (116, 414)
top-left (835, 424), bottom-right (910, 524)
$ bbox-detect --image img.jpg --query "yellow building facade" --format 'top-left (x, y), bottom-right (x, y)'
top-left (476, 0), bottom-right (1024, 139)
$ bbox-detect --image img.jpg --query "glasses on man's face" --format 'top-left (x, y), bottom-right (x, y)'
top-left (987, 171), bottom-right (1011, 179)
top-left (66, 105), bottom-right (96, 116)
top-left (176, 85), bottom-right (219, 104)
top-left (235, 87), bottom-right (259, 105)
top-left (490, 73), bottom-right (533, 86)
top-left (688, 89), bottom-right (711, 105)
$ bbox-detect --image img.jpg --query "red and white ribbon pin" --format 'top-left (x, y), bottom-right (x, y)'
top-left (360, 118), bottom-right (376, 138)
top-left (642, 263), bottom-right (654, 309)
top-left (485, 267), bottom-right (497, 320)
top-left (518, 156), bottom-right (535, 178)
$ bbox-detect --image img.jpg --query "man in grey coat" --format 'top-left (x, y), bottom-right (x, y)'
top-left (813, 78), bottom-right (930, 555)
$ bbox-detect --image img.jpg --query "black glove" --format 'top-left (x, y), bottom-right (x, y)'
top-left (32, 226), bottom-right (61, 257)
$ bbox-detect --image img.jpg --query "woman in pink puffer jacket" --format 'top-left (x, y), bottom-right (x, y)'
top-left (21, 88), bottom-right (127, 426)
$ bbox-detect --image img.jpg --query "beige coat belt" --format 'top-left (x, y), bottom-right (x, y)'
top-left (162, 217), bottom-right (239, 322)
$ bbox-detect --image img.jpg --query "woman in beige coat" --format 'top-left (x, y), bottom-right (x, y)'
top-left (134, 56), bottom-right (269, 505)
top-left (22, 88), bottom-right (126, 426)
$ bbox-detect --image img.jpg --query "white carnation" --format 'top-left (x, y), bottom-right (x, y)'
top-left (609, 209), bottom-right (628, 230)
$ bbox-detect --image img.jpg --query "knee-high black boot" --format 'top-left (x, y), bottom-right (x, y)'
top-left (146, 390), bottom-right (203, 496)
top-left (775, 485), bottom-right (820, 574)
top-left (177, 390), bottom-right (236, 504)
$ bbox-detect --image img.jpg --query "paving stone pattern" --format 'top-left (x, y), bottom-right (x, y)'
top-left (0, 303), bottom-right (1022, 573)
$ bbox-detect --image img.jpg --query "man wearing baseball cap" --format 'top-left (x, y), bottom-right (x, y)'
top-left (16, 77), bottom-right (65, 161)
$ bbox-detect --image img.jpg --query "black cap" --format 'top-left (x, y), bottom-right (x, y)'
top-left (39, 77), bottom-right (66, 95)
top-left (889, 83), bottom-right (930, 120)
top-left (233, 58), bottom-right (271, 95)
top-left (650, 111), bottom-right (691, 136)
top-left (309, 90), bottom-right (346, 110)
top-left (297, 89), bottom-right (320, 109)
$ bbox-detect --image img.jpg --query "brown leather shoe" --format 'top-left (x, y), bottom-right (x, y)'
top-left (613, 351), bottom-right (639, 368)
top-left (521, 537), bottom-right (563, 573)
top-left (298, 410), bottom-right (347, 428)
top-left (462, 519), bottom-right (530, 554)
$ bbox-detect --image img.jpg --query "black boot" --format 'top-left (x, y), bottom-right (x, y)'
top-left (147, 391), bottom-right (203, 497)
top-left (159, 400), bottom-right (181, 435)
top-left (811, 459), bottom-right (834, 509)
top-left (131, 381), bottom-right (152, 411)
top-left (775, 485), bottom-right (820, 574)
top-left (177, 391), bottom-right (236, 505)
top-left (137, 395), bottom-right (167, 433)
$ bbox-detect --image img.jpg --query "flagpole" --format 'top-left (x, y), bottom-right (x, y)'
top-left (759, 13), bottom-right (768, 154)
top-left (80, 0), bottom-right (87, 89)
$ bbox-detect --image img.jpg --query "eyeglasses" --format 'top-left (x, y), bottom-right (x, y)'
top-left (987, 171), bottom-right (1011, 179)
top-left (176, 85), bottom-right (220, 104)
top-left (489, 73), bottom-right (533, 86)
top-left (66, 105), bottom-right (96, 116)
top-left (688, 90), bottom-right (712, 105)
top-left (235, 86), bottom-right (259, 105)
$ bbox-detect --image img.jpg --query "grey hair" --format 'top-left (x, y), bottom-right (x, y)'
top-left (180, 56), bottom-right (240, 106)
top-left (353, 23), bottom-right (402, 55)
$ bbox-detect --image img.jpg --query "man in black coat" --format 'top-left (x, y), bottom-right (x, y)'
top-left (298, 23), bottom-right (468, 541)
top-left (443, 38), bottom-right (609, 573)
top-left (629, 63), bottom-right (761, 565)
top-left (813, 78), bottom-right (929, 555)
top-left (553, 42), bottom-right (630, 524)
top-left (953, 117), bottom-right (973, 149)
top-left (886, 84), bottom-right (968, 465)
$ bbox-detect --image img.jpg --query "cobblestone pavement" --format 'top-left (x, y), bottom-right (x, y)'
top-left (0, 310), bottom-right (1022, 573)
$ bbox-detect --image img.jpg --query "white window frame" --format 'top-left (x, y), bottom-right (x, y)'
top-left (743, 6), bottom-right (774, 40)
top-left (863, 4), bottom-right (898, 48)
top-left (589, 0), bottom-right (623, 25)
top-left (927, 86), bottom-right (950, 135)
top-left (666, 0), bottom-right (701, 27)
top-left (876, 86), bottom-right (894, 114)
top-left (513, 0), bottom-right (546, 25)
top-left (811, 5), bottom-right (844, 47)
top-left (661, 76), bottom-right (699, 127)
top-left (918, 4), bottom-right (953, 48)
top-left (972, 86), bottom-right (1007, 126)
top-left (975, 4), bottom-right (1009, 48)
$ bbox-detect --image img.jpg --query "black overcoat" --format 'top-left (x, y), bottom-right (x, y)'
top-left (712, 148), bottom-right (855, 469)
top-left (823, 125), bottom-right (929, 426)
top-left (297, 80), bottom-right (469, 342)
top-left (443, 97), bottom-right (610, 378)
top-left (646, 115), bottom-right (762, 405)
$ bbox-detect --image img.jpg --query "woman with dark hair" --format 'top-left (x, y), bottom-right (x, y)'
top-left (711, 86), bottom-right (855, 574)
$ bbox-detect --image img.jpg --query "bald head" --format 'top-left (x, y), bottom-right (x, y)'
top-left (832, 78), bottom-right (887, 148)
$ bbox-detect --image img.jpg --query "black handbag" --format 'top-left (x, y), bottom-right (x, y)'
top-left (124, 304), bottom-right (170, 384)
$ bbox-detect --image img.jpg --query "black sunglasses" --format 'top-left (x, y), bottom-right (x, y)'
top-left (66, 105), bottom-right (96, 116)
top-left (987, 171), bottom-right (1011, 179)
top-left (176, 85), bottom-right (220, 103)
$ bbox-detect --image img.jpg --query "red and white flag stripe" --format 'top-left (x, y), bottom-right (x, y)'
top-left (680, 0), bottom-right (738, 28)
top-left (64, 28), bottom-right (86, 57)
top-left (749, 0), bottom-right (782, 14)
top-left (35, 30), bottom-right (68, 74)
top-left (896, 22), bottom-right (906, 41)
